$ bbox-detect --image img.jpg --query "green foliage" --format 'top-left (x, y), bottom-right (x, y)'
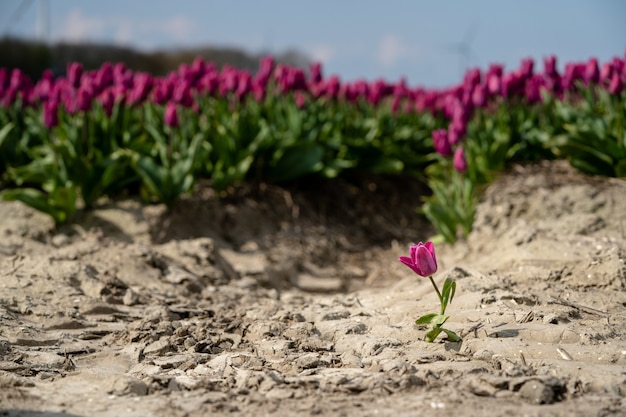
top-left (422, 171), bottom-right (476, 244)
top-left (0, 70), bottom-right (624, 237)
top-left (415, 276), bottom-right (460, 342)
top-left (548, 87), bottom-right (626, 177)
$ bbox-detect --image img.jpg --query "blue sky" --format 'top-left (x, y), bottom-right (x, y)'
top-left (2, 0), bottom-right (625, 87)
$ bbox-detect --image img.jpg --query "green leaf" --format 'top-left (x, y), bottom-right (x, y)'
top-left (0, 188), bottom-right (69, 225)
top-left (272, 143), bottom-right (324, 182)
top-left (415, 313), bottom-right (438, 325)
top-left (431, 315), bottom-right (450, 326)
top-left (0, 122), bottom-right (14, 148)
top-left (442, 278), bottom-right (456, 306)
top-left (370, 158), bottom-right (404, 174)
top-left (425, 327), bottom-right (443, 343)
top-left (615, 159), bottom-right (626, 178)
top-left (441, 328), bottom-right (461, 342)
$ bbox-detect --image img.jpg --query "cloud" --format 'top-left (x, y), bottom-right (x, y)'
top-left (57, 9), bottom-right (107, 42)
top-left (114, 20), bottom-right (134, 45)
top-left (160, 16), bottom-right (194, 41)
top-left (53, 8), bottom-right (195, 48)
top-left (377, 34), bottom-right (417, 68)
top-left (309, 44), bottom-right (335, 63)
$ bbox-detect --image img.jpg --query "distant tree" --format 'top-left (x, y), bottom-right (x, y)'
top-left (0, 36), bottom-right (311, 80)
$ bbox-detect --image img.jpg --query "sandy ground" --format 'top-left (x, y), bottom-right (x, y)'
top-left (0, 160), bottom-right (625, 417)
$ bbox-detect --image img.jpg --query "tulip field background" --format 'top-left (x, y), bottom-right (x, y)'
top-left (1, 52), bottom-right (626, 241)
top-left (2, 49), bottom-right (626, 417)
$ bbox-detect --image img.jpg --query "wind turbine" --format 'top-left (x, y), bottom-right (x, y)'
top-left (37, 0), bottom-right (49, 44)
top-left (2, 0), bottom-right (49, 43)
top-left (444, 22), bottom-right (479, 78)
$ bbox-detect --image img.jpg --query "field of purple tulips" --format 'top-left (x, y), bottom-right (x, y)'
top-left (1, 51), bottom-right (625, 241)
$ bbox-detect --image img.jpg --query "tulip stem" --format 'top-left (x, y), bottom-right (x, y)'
top-left (428, 276), bottom-right (444, 315)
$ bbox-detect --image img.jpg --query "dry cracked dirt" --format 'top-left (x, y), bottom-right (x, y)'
top-left (0, 160), bottom-right (625, 417)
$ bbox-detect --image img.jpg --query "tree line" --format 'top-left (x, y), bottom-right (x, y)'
top-left (0, 36), bottom-right (310, 80)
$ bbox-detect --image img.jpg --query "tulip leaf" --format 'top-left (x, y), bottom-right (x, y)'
top-left (0, 187), bottom-right (74, 225)
top-left (0, 122), bottom-right (13, 148)
top-left (442, 278), bottom-right (456, 306)
top-left (425, 327), bottom-right (443, 343)
top-left (431, 315), bottom-right (449, 326)
top-left (441, 328), bottom-right (461, 342)
top-left (615, 159), bottom-right (626, 178)
top-left (415, 313), bottom-right (438, 325)
top-left (271, 143), bottom-right (324, 182)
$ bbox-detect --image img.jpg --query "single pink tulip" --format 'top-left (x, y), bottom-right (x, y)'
top-left (398, 242), bottom-right (438, 277)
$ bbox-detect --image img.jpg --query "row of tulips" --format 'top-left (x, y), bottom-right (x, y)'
top-left (0, 50), bottom-right (625, 241)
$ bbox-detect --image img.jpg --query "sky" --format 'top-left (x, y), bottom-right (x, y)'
top-left (1, 0), bottom-right (625, 88)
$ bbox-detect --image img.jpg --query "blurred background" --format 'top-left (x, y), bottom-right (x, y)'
top-left (1, 0), bottom-right (625, 86)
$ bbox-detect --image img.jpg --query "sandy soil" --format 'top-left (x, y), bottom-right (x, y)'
top-left (0, 160), bottom-right (625, 417)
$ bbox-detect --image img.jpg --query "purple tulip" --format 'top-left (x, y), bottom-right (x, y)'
top-left (584, 57), bottom-right (599, 84)
top-left (502, 73), bottom-right (522, 98)
top-left (309, 62), bottom-right (323, 84)
top-left (543, 55), bottom-right (558, 78)
top-left (1, 87), bottom-right (17, 108)
top-left (453, 146), bottom-right (467, 173)
top-left (612, 57), bottom-right (624, 78)
top-left (199, 71), bottom-right (220, 96)
top-left (173, 80), bottom-right (193, 107)
top-left (447, 120), bottom-right (465, 145)
top-left (599, 62), bottom-right (613, 85)
top-left (398, 241), bottom-right (437, 277)
top-left (463, 68), bottom-right (481, 92)
top-left (0, 68), bottom-right (7, 94)
top-left (391, 96), bottom-right (402, 114)
top-left (67, 62), bottom-right (83, 89)
top-left (94, 62), bottom-right (113, 92)
top-left (43, 100), bottom-right (58, 128)
top-left (525, 74), bottom-right (545, 103)
top-left (257, 55), bottom-right (275, 85)
top-left (220, 66), bottom-right (239, 95)
top-left (325, 75), bottom-right (341, 100)
top-left (128, 72), bottom-right (153, 106)
top-left (10, 69), bottom-right (29, 91)
top-left (432, 129), bottom-right (452, 157)
top-left (76, 85), bottom-right (93, 112)
top-left (471, 84), bottom-right (486, 108)
top-left (236, 70), bottom-right (252, 100)
top-left (295, 91), bottom-right (307, 109)
top-left (253, 79), bottom-right (266, 102)
top-left (34, 77), bottom-right (52, 102)
top-left (608, 73), bottom-right (623, 95)
top-left (518, 58), bottom-right (534, 80)
top-left (164, 102), bottom-right (179, 127)
top-left (486, 72), bottom-right (502, 96)
top-left (97, 88), bottom-right (115, 116)
top-left (152, 79), bottom-right (173, 104)
top-left (113, 63), bottom-right (133, 88)
top-left (367, 80), bottom-right (386, 106)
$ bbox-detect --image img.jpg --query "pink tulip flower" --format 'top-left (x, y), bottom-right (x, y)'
top-left (398, 241), bottom-right (438, 277)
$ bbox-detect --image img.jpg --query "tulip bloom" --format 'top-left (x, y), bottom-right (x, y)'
top-left (398, 241), bottom-right (437, 277)
top-left (453, 146), bottom-right (467, 173)
top-left (43, 100), bottom-right (58, 128)
top-left (398, 242), bottom-right (460, 342)
top-left (609, 73), bottom-right (623, 95)
top-left (164, 102), bottom-right (179, 127)
top-left (67, 63), bottom-right (83, 89)
top-left (432, 129), bottom-right (452, 157)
